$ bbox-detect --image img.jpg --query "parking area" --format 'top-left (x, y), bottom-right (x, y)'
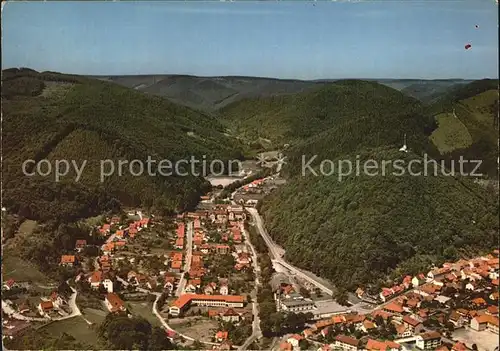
top-left (453, 328), bottom-right (499, 351)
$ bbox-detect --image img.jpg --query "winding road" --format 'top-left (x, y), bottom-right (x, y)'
top-left (246, 207), bottom-right (334, 296)
top-left (246, 207), bottom-right (374, 314)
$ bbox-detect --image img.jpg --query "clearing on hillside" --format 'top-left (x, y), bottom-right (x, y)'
top-left (2, 253), bottom-right (52, 285)
top-left (430, 112), bottom-right (473, 154)
top-left (39, 81), bottom-right (75, 99)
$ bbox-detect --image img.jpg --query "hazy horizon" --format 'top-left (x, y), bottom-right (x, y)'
top-left (2, 67), bottom-right (493, 82)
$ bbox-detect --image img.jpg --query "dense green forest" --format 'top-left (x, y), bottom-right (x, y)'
top-left (2, 69), bottom-right (246, 221)
top-left (260, 148), bottom-right (499, 290)
top-left (221, 80), bottom-right (437, 151)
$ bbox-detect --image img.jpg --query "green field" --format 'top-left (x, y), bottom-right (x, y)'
top-left (38, 316), bottom-right (99, 348)
top-left (81, 307), bottom-right (107, 324)
top-left (2, 253), bottom-right (52, 284)
top-left (127, 301), bottom-right (161, 327)
top-left (430, 112), bottom-right (473, 154)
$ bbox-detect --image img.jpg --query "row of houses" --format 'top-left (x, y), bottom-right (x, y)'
top-left (281, 331), bottom-right (443, 351)
top-left (362, 252), bottom-right (500, 303)
top-left (181, 204), bottom-right (246, 223)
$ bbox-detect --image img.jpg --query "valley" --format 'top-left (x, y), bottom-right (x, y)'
top-left (1, 69), bottom-right (498, 351)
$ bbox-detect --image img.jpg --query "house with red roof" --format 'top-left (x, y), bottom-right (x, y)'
top-left (185, 279), bottom-right (201, 293)
top-left (50, 291), bottom-right (67, 308)
top-left (415, 331), bottom-right (442, 350)
top-left (176, 223), bottom-right (185, 238)
top-left (402, 275), bottom-right (412, 289)
top-left (471, 297), bottom-right (487, 308)
top-left (105, 292), bottom-right (125, 313)
top-left (164, 275), bottom-right (176, 292)
top-left (401, 315), bottom-right (424, 335)
top-left (75, 239), bottom-right (87, 252)
top-left (486, 305), bottom-right (498, 316)
top-left (169, 294), bottom-right (245, 316)
top-left (470, 314), bottom-right (499, 334)
top-left (60, 255), bottom-right (76, 267)
top-left (334, 335), bottom-right (359, 351)
top-left (128, 227), bottom-right (138, 238)
top-left (175, 238), bottom-right (184, 249)
top-left (366, 339), bottom-right (401, 350)
top-left (3, 279), bottom-right (17, 290)
top-left (451, 342), bottom-right (468, 351)
top-left (38, 300), bottom-right (54, 317)
top-left (89, 270), bottom-right (103, 289)
top-left (383, 302), bottom-right (404, 314)
top-left (279, 342), bottom-right (293, 351)
top-left (361, 320), bottom-right (377, 333)
top-left (215, 330), bottom-right (229, 342)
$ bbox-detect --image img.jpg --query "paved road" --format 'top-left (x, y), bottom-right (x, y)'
top-left (246, 207), bottom-right (375, 314)
top-left (247, 207), bottom-right (333, 296)
top-left (51, 287), bottom-right (82, 321)
top-left (2, 300), bottom-right (47, 322)
top-left (175, 220), bottom-right (193, 297)
top-left (239, 222), bottom-right (263, 350)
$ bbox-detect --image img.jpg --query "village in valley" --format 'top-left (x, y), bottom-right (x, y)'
top-left (2, 200), bottom-right (260, 349)
top-left (2, 174), bottom-right (499, 351)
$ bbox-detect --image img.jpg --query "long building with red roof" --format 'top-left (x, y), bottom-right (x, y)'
top-left (169, 294), bottom-right (246, 316)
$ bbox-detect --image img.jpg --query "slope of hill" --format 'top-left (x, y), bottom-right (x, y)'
top-left (92, 73), bottom-right (466, 113)
top-left (427, 79), bottom-right (498, 177)
top-left (221, 78), bottom-right (498, 288)
top-left (260, 148), bottom-right (499, 289)
top-left (220, 80), bottom-right (438, 156)
top-left (91, 74), bottom-right (324, 113)
top-left (2, 69), bottom-right (244, 221)
top-left (400, 79), bottom-right (473, 103)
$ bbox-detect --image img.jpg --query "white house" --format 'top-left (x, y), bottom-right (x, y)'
top-left (412, 275), bottom-right (426, 288)
top-left (103, 278), bottom-right (114, 293)
top-left (287, 334), bottom-right (303, 348)
top-left (220, 284), bottom-right (229, 296)
top-left (415, 331), bottom-right (441, 350)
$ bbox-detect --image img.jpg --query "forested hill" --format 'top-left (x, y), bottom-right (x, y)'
top-left (2, 68), bottom-right (245, 221)
top-left (260, 148), bottom-right (499, 290)
top-left (221, 79), bottom-right (440, 169)
top-left (220, 78), bottom-right (498, 289)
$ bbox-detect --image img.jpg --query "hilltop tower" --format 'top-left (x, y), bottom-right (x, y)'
top-left (399, 133), bottom-right (408, 153)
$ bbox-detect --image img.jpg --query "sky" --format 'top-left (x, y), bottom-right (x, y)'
top-left (2, 0), bottom-right (498, 80)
